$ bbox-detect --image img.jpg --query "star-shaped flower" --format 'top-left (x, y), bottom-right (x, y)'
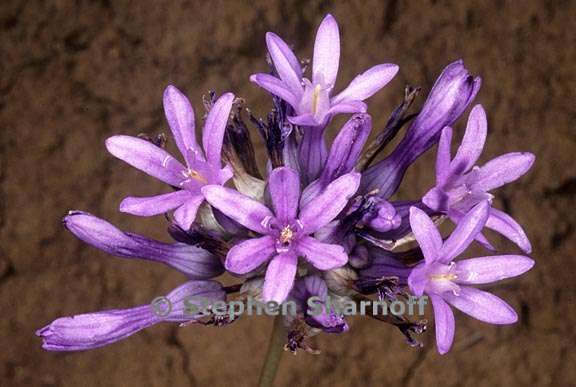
top-left (202, 166), bottom-right (360, 303)
top-left (106, 86), bottom-right (234, 230)
top-left (408, 202), bottom-right (534, 354)
top-left (422, 104), bottom-right (535, 252)
top-left (250, 14), bottom-right (398, 127)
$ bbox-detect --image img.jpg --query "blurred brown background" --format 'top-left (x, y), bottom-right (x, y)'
top-left (1, 0), bottom-right (575, 386)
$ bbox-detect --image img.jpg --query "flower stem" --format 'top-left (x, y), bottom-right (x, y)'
top-left (258, 315), bottom-right (286, 387)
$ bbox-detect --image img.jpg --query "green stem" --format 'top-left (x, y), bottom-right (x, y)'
top-left (258, 315), bottom-right (286, 387)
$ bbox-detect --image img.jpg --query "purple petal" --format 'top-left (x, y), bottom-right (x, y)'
top-left (225, 236), bottom-right (275, 274)
top-left (202, 92), bottom-right (234, 166)
top-left (435, 127), bottom-right (453, 185)
top-left (440, 201), bottom-right (490, 262)
top-left (430, 294), bottom-right (455, 355)
top-left (443, 286), bottom-right (518, 324)
top-left (332, 64), bottom-right (399, 104)
top-left (37, 306), bottom-right (157, 351)
top-left (202, 185), bottom-right (274, 234)
top-left (299, 172), bottom-right (361, 234)
top-left (173, 194), bottom-right (205, 230)
top-left (268, 167), bottom-right (300, 223)
top-left (294, 236), bottom-right (347, 270)
top-left (266, 32), bottom-right (303, 96)
top-left (407, 263), bottom-right (428, 297)
top-left (119, 191), bottom-right (192, 216)
top-left (312, 14), bottom-right (340, 87)
top-left (320, 114), bottom-right (371, 187)
top-left (37, 281), bottom-right (224, 351)
top-left (262, 251), bottom-right (298, 303)
top-left (450, 104), bottom-right (487, 175)
top-left (422, 186), bottom-right (449, 212)
top-left (106, 135), bottom-right (185, 186)
top-left (471, 152), bottom-right (535, 192)
top-left (163, 85), bottom-right (200, 161)
top-left (64, 211), bottom-right (223, 278)
top-left (409, 206), bottom-right (443, 263)
top-left (249, 73), bottom-right (298, 107)
top-left (455, 255), bottom-right (534, 285)
top-left (327, 100), bottom-right (367, 115)
top-left (288, 113), bottom-right (320, 127)
top-left (485, 207), bottom-right (532, 253)
top-left (361, 60), bottom-right (481, 198)
top-left (298, 126), bottom-right (327, 184)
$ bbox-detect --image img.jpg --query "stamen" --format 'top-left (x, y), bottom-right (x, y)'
top-left (429, 273), bottom-right (458, 281)
top-left (279, 226), bottom-right (294, 244)
top-left (181, 169), bottom-right (208, 184)
top-left (311, 84), bottom-right (322, 114)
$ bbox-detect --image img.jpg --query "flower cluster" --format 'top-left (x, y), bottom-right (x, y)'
top-left (37, 14), bottom-right (535, 355)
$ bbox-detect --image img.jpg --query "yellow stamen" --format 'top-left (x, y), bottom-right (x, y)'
top-left (430, 273), bottom-right (458, 281)
top-left (183, 169), bottom-right (208, 184)
top-left (311, 84), bottom-right (322, 114)
top-left (279, 226), bottom-right (294, 244)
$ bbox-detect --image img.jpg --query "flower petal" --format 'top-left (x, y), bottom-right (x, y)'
top-left (294, 236), bottom-right (347, 270)
top-left (262, 251), bottom-right (298, 303)
top-left (471, 152), bottom-right (535, 192)
top-left (332, 64), bottom-right (399, 104)
top-left (249, 73), bottom-right (298, 107)
top-left (422, 186), bottom-right (450, 212)
top-left (430, 294), bottom-right (455, 355)
top-left (288, 113), bottom-right (319, 127)
top-left (299, 172), bottom-right (361, 234)
top-left (106, 135), bottom-right (185, 186)
top-left (163, 85), bottom-right (200, 161)
top-left (450, 104), bottom-right (487, 175)
top-left (64, 211), bottom-right (223, 278)
top-left (327, 100), bottom-right (367, 115)
top-left (268, 167), bottom-right (300, 223)
top-left (202, 185), bottom-right (274, 234)
top-left (313, 14), bottom-right (340, 87)
top-left (440, 201), bottom-right (490, 263)
top-left (443, 286), bottom-right (518, 324)
top-left (435, 127), bottom-right (453, 185)
top-left (225, 236), bottom-right (275, 274)
top-left (320, 113), bottom-right (371, 187)
top-left (119, 191), bottom-right (192, 216)
top-left (485, 207), bottom-right (532, 253)
top-left (266, 32), bottom-right (303, 96)
top-left (202, 92), bottom-right (234, 166)
top-left (173, 194), bottom-right (205, 230)
top-left (409, 206), bottom-right (443, 263)
top-left (455, 255), bottom-right (534, 285)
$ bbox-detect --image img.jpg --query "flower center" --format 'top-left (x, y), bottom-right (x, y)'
top-left (279, 225), bottom-right (295, 244)
top-left (182, 168), bottom-right (208, 184)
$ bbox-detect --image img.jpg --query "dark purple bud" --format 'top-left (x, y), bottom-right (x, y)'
top-left (320, 113), bottom-right (371, 187)
top-left (362, 60), bottom-right (481, 198)
top-left (37, 281), bottom-right (225, 351)
top-left (64, 211), bottom-right (224, 279)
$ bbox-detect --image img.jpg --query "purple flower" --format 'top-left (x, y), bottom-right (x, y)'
top-left (362, 60), bottom-right (481, 197)
top-left (202, 167), bottom-right (360, 303)
top-left (36, 281), bottom-right (225, 351)
top-left (300, 113), bottom-right (371, 204)
top-left (64, 211), bottom-right (224, 278)
top-left (422, 105), bottom-right (535, 253)
top-left (106, 86), bottom-right (235, 230)
top-left (290, 275), bottom-right (348, 333)
top-left (407, 202), bottom-right (534, 354)
top-left (250, 14), bottom-right (398, 128)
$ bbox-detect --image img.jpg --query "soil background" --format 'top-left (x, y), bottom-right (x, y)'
top-left (1, 1), bottom-right (575, 386)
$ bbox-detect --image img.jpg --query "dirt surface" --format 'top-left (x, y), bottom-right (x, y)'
top-left (1, 1), bottom-right (575, 386)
